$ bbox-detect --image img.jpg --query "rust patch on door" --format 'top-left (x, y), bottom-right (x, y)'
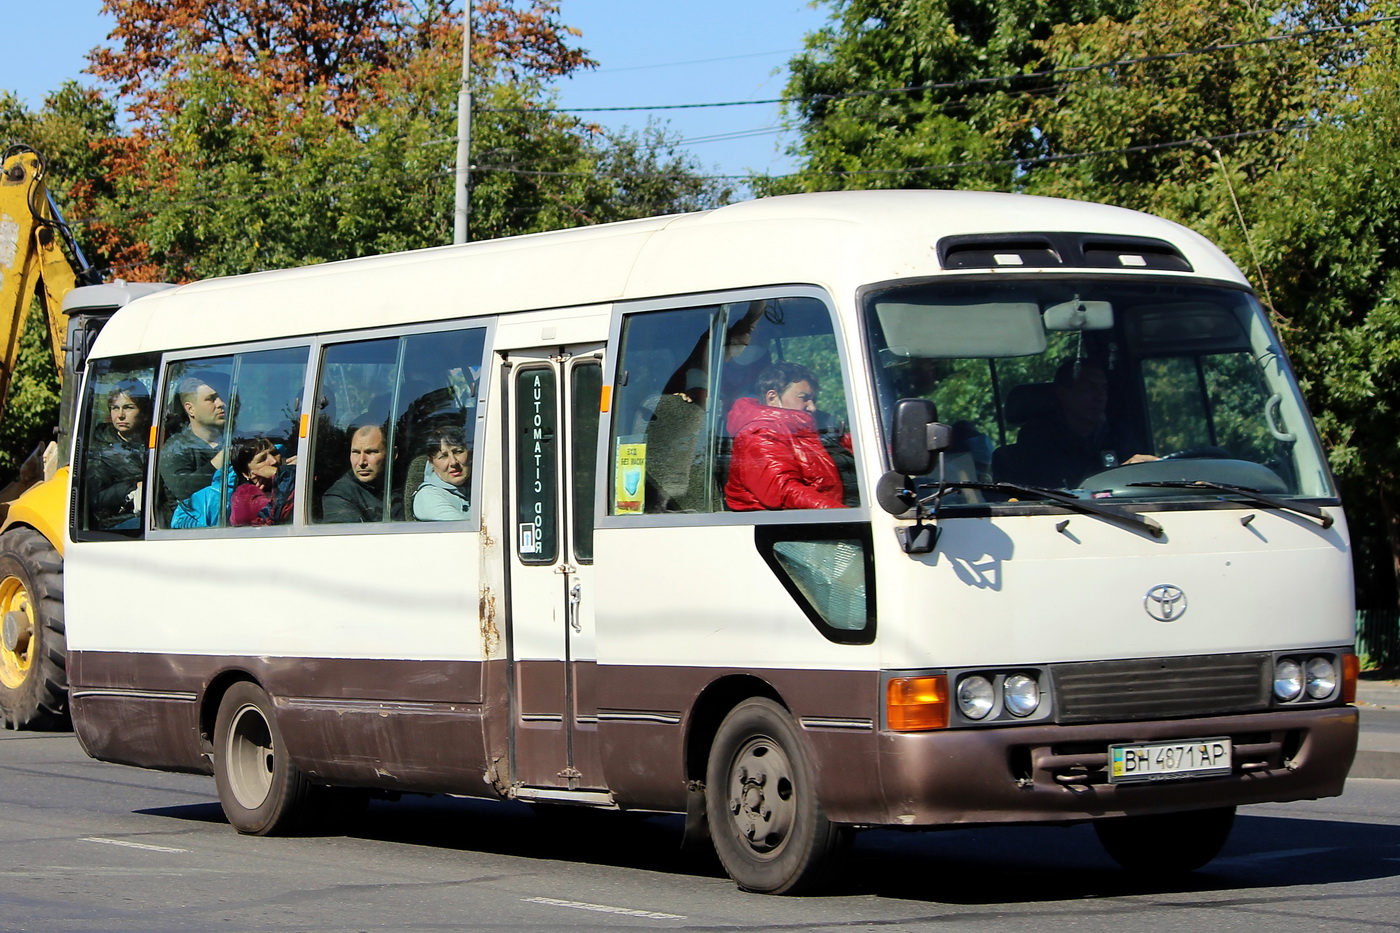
top-left (479, 585), bottom-right (500, 657)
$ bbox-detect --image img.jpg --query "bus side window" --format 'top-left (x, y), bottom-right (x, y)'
top-left (155, 347), bottom-right (308, 529)
top-left (310, 327), bottom-right (486, 526)
top-left (609, 296), bottom-right (858, 516)
top-left (75, 355), bottom-right (159, 538)
top-left (397, 329), bottom-right (485, 524)
top-left (157, 358), bottom-right (234, 529)
top-left (312, 338), bottom-right (400, 525)
top-left (224, 348), bottom-right (308, 527)
top-left (610, 305), bottom-right (718, 514)
top-left (716, 297), bottom-right (860, 511)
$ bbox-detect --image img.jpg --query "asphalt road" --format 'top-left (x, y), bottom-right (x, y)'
top-left (1, 728), bottom-right (1398, 933)
top-left (1355, 678), bottom-right (1400, 779)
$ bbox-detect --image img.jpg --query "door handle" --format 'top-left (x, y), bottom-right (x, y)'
top-left (568, 580), bottom-right (583, 633)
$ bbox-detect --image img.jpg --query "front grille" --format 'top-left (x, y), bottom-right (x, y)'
top-left (1054, 652), bottom-right (1271, 723)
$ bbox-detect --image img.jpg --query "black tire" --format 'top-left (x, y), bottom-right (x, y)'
top-left (213, 681), bottom-right (314, 835)
top-left (705, 698), bottom-right (850, 894)
top-left (1095, 806), bottom-right (1236, 874)
top-left (0, 527), bottom-right (68, 730)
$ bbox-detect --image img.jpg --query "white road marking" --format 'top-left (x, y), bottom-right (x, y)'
top-left (1215, 846), bottom-right (1336, 863)
top-left (523, 896), bottom-right (685, 920)
top-left (81, 837), bottom-right (189, 853)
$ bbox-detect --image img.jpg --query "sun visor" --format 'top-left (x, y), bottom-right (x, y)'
top-left (875, 300), bottom-right (1046, 359)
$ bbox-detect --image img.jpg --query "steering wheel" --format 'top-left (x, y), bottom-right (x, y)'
top-left (1159, 445), bottom-right (1230, 461)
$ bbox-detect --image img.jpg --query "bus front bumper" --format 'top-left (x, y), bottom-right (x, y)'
top-left (828, 705), bottom-right (1358, 827)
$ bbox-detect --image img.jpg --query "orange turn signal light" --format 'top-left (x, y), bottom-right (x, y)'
top-left (1342, 652), bottom-right (1360, 704)
top-left (886, 674), bottom-right (949, 731)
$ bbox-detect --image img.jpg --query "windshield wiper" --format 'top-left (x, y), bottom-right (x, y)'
top-left (925, 481), bottom-right (1165, 538)
top-left (1126, 480), bottom-right (1334, 528)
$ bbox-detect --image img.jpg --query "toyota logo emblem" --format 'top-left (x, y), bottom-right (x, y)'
top-left (1144, 584), bottom-right (1187, 621)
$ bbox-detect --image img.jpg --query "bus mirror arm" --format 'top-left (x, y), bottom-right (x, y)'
top-left (884, 399), bottom-right (951, 554)
top-left (896, 520), bottom-right (939, 555)
top-left (876, 470), bottom-right (941, 553)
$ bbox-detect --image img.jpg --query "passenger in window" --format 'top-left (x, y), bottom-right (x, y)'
top-left (725, 362), bottom-right (846, 511)
top-left (994, 358), bottom-right (1156, 489)
top-left (229, 436), bottom-right (296, 526)
top-left (170, 467), bottom-right (236, 528)
top-left (412, 427), bottom-right (472, 520)
top-left (87, 379), bottom-right (151, 530)
top-left (160, 373), bottom-right (228, 509)
top-left (321, 423), bottom-right (401, 523)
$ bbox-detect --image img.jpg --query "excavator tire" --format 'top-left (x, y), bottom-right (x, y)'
top-left (0, 527), bottom-right (68, 730)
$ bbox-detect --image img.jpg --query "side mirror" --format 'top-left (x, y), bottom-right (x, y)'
top-left (891, 398), bottom-right (952, 476)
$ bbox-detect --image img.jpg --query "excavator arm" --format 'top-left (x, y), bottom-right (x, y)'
top-left (1, 146), bottom-right (87, 419)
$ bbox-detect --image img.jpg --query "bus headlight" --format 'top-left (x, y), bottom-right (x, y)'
top-left (1305, 656), bottom-right (1337, 699)
top-left (1273, 658), bottom-right (1303, 701)
top-left (957, 675), bottom-right (995, 720)
top-left (1003, 674), bottom-right (1040, 717)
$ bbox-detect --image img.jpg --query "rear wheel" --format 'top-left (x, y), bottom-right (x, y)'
top-left (1095, 806), bottom-right (1236, 874)
top-left (705, 698), bottom-right (849, 894)
top-left (213, 681), bottom-right (313, 835)
top-left (0, 528), bottom-right (68, 730)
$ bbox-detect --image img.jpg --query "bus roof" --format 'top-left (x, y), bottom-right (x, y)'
top-left (92, 190), bottom-right (1249, 357)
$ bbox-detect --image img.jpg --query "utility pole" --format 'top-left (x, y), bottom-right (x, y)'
top-left (453, 1), bottom-right (472, 244)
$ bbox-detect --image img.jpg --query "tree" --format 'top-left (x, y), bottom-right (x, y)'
top-left (90, 0), bottom-right (592, 128)
top-left (84, 45), bottom-right (728, 281)
top-left (0, 83), bottom-right (150, 281)
top-left (0, 305), bottom-right (61, 478)
top-left (760, 0), bottom-right (1139, 194)
top-left (1022, 0), bottom-right (1366, 248)
top-left (1248, 16), bottom-right (1400, 647)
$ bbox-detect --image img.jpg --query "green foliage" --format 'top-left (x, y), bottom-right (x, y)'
top-left (0, 305), bottom-right (61, 480)
top-left (84, 53), bottom-right (729, 281)
top-left (758, 0), bottom-right (1140, 195)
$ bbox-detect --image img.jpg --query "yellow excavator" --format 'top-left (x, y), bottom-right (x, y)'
top-left (0, 144), bottom-right (169, 729)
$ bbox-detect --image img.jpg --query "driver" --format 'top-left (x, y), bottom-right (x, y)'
top-left (995, 358), bottom-right (1156, 489)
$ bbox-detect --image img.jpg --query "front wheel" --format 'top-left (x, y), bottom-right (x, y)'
top-left (1095, 806), bottom-right (1236, 874)
top-left (213, 681), bottom-right (314, 835)
top-left (705, 698), bottom-right (849, 894)
top-left (0, 527), bottom-right (68, 730)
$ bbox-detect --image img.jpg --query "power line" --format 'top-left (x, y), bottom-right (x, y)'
top-left (55, 17), bottom-right (1390, 226)
top-left (584, 47), bottom-right (804, 75)
top-left (63, 115), bottom-right (1322, 232)
top-left (812, 123), bottom-right (1317, 177)
top-left (481, 14), bottom-right (1397, 115)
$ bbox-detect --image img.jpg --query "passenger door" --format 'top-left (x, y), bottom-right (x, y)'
top-left (504, 346), bottom-right (605, 793)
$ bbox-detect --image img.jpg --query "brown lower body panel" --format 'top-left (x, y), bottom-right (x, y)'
top-left (70, 650), bottom-right (492, 796)
top-left (69, 651), bottom-right (1358, 828)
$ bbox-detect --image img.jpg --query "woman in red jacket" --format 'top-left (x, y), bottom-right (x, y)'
top-left (725, 362), bottom-right (846, 511)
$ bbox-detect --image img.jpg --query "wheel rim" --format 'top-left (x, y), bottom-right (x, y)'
top-left (225, 702), bottom-right (276, 810)
top-left (0, 575), bottom-right (35, 689)
top-left (724, 734), bottom-right (798, 859)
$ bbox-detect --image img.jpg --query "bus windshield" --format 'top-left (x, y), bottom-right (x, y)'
top-left (863, 278), bottom-right (1335, 505)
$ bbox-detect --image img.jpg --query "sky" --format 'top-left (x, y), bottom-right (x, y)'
top-left (0, 1), bottom-right (832, 181)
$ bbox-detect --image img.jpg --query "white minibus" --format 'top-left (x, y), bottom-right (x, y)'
top-left (65, 190), bottom-right (1358, 893)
